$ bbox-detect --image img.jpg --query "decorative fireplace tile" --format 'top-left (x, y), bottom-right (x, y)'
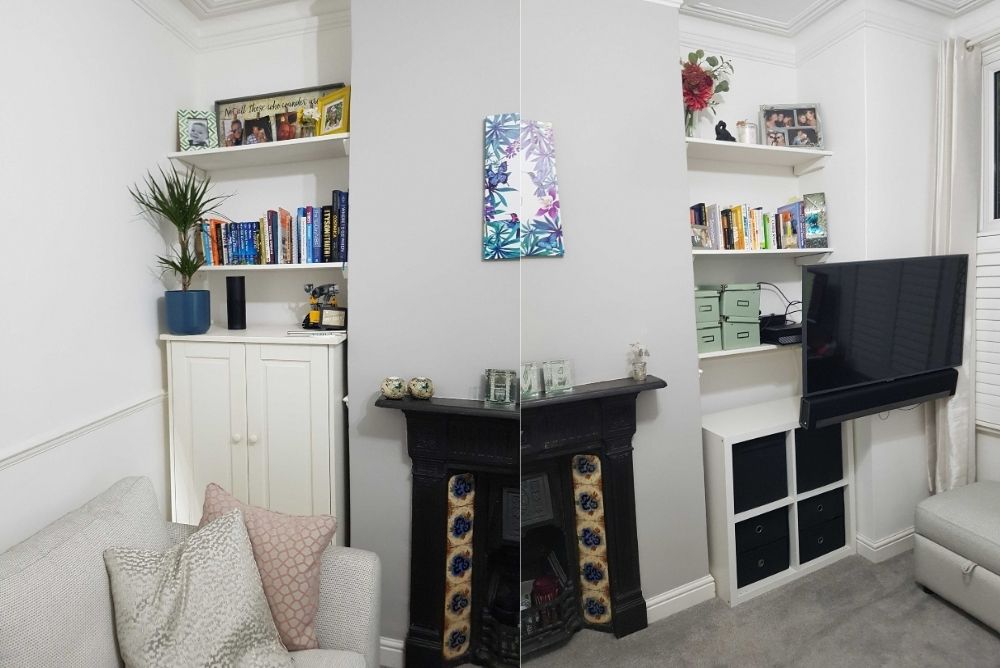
top-left (445, 544), bottom-right (474, 589)
top-left (574, 485), bottom-right (605, 520)
top-left (448, 473), bottom-right (475, 508)
top-left (446, 507), bottom-right (475, 547)
top-left (581, 590), bottom-right (613, 625)
top-left (444, 584), bottom-right (472, 623)
top-left (571, 454), bottom-right (602, 486)
top-left (579, 556), bottom-right (610, 591)
top-left (442, 621), bottom-right (471, 660)
top-left (576, 519), bottom-right (607, 557)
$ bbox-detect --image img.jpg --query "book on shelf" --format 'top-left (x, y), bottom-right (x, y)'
top-left (195, 190), bottom-right (350, 267)
top-left (691, 193), bottom-right (827, 251)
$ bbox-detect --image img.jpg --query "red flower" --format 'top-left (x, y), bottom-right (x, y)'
top-left (681, 62), bottom-right (714, 111)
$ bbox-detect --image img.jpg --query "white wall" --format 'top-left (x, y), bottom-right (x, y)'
top-left (521, 0), bottom-right (711, 602)
top-left (0, 0), bottom-right (196, 542)
top-left (348, 0), bottom-right (520, 643)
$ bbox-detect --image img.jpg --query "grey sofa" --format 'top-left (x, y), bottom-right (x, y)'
top-left (0, 477), bottom-right (381, 668)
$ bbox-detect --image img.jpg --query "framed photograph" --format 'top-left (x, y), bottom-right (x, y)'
top-left (244, 116), bottom-right (273, 145)
top-left (215, 83), bottom-right (345, 146)
top-left (318, 87), bottom-right (351, 135)
top-left (177, 110), bottom-right (218, 151)
top-left (485, 368), bottom-right (517, 405)
top-left (542, 359), bottom-right (574, 394)
top-left (520, 362), bottom-right (544, 399)
top-left (758, 104), bottom-right (823, 149)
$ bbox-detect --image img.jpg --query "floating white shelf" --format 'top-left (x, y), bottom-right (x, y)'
top-left (685, 137), bottom-right (831, 176)
top-left (200, 262), bottom-right (346, 272)
top-left (692, 248), bottom-right (831, 258)
top-left (160, 324), bottom-right (346, 346)
top-left (698, 343), bottom-right (799, 360)
top-left (167, 133), bottom-right (349, 171)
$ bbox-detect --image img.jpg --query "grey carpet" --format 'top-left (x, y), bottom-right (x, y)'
top-left (526, 552), bottom-right (1000, 667)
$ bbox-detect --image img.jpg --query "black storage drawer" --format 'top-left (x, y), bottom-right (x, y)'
top-left (736, 537), bottom-right (790, 588)
top-left (798, 516), bottom-right (846, 563)
top-left (732, 433), bottom-right (788, 513)
top-left (735, 506), bottom-right (789, 554)
top-left (795, 425), bottom-right (843, 493)
top-left (797, 488), bottom-right (844, 528)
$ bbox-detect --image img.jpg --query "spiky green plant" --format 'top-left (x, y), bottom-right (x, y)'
top-left (130, 166), bottom-right (229, 290)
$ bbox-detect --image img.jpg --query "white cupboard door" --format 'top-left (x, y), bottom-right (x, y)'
top-left (169, 342), bottom-right (248, 524)
top-left (245, 344), bottom-right (331, 517)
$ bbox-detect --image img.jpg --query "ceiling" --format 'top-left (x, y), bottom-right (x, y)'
top-left (178, 0), bottom-right (299, 19)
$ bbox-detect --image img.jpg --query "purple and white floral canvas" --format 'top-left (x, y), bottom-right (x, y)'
top-left (482, 114), bottom-right (563, 260)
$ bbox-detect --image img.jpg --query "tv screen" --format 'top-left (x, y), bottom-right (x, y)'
top-left (802, 255), bottom-right (967, 396)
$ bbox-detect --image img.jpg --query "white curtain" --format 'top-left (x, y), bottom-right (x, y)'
top-left (926, 39), bottom-right (981, 493)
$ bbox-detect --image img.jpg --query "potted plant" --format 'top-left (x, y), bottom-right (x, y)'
top-left (130, 166), bottom-right (229, 335)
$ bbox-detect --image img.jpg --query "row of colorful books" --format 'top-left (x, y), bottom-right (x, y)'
top-left (689, 193), bottom-right (828, 251)
top-left (196, 190), bottom-right (349, 265)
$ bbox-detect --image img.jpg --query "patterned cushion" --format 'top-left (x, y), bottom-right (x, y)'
top-left (105, 510), bottom-right (293, 668)
top-left (0, 477), bottom-right (171, 668)
top-left (290, 649), bottom-right (366, 668)
top-left (200, 483), bottom-right (337, 651)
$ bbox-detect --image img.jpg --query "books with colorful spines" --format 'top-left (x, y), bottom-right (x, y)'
top-left (251, 220), bottom-right (261, 264)
top-left (309, 206), bottom-right (322, 263)
top-left (766, 213), bottom-right (778, 250)
top-left (304, 206), bottom-right (314, 263)
top-left (279, 208), bottom-right (293, 264)
top-left (754, 208), bottom-right (765, 250)
top-left (797, 200), bottom-right (806, 248)
top-left (330, 191), bottom-right (342, 261)
top-left (299, 207), bottom-right (308, 263)
top-left (776, 201), bottom-right (802, 249)
top-left (729, 204), bottom-right (744, 250)
top-left (337, 191), bottom-right (348, 261)
top-left (259, 217), bottom-right (270, 264)
top-left (720, 208), bottom-right (732, 249)
top-left (197, 223), bottom-right (211, 265)
top-left (321, 206), bottom-right (333, 262)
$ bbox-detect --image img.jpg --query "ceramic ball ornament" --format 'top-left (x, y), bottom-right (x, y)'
top-left (408, 377), bottom-right (434, 399)
top-left (380, 376), bottom-right (407, 399)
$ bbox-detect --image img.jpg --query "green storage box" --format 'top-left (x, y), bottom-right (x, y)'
top-left (722, 316), bottom-right (761, 350)
top-left (694, 287), bottom-right (721, 324)
top-left (696, 321), bottom-right (723, 354)
top-left (721, 283), bottom-right (760, 319)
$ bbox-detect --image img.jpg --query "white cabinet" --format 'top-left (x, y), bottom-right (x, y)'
top-left (163, 327), bottom-right (345, 541)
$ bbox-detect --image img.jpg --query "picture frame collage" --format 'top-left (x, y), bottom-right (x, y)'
top-left (176, 83), bottom-right (351, 152)
top-left (759, 104), bottom-right (823, 149)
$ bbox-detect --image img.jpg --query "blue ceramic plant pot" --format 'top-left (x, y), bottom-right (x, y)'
top-left (165, 289), bottom-right (211, 335)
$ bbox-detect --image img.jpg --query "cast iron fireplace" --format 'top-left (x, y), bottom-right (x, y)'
top-left (377, 396), bottom-right (519, 667)
top-left (520, 376), bottom-right (666, 657)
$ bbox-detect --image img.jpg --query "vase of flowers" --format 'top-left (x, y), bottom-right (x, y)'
top-left (298, 108), bottom-right (320, 138)
top-left (680, 50), bottom-right (733, 138)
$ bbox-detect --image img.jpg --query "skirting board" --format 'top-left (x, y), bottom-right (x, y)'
top-left (378, 575), bottom-right (718, 665)
top-left (379, 636), bottom-right (404, 668)
top-left (856, 527), bottom-right (915, 563)
top-left (646, 574), bottom-right (717, 624)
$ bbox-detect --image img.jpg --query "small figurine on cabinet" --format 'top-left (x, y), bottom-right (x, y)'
top-left (715, 120), bottom-right (736, 142)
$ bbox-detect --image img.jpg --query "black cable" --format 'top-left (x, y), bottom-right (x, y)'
top-left (759, 281), bottom-right (793, 305)
top-left (783, 301), bottom-right (802, 324)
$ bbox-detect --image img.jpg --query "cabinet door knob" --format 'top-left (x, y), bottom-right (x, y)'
top-left (249, 434), bottom-right (259, 445)
top-left (755, 525), bottom-right (764, 534)
top-left (817, 504), bottom-right (824, 512)
top-left (232, 434), bottom-right (242, 443)
top-left (757, 558), bottom-right (765, 568)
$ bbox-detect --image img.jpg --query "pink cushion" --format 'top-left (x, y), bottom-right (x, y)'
top-left (199, 483), bottom-right (336, 651)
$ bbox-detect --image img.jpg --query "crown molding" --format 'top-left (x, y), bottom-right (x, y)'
top-left (180, 0), bottom-right (297, 19)
top-left (644, 0), bottom-right (684, 8)
top-left (796, 8), bottom-right (940, 66)
top-left (679, 28), bottom-right (796, 67)
top-left (131, 0), bottom-right (348, 52)
top-left (896, 0), bottom-right (991, 17)
top-left (680, 0), bottom-right (844, 37)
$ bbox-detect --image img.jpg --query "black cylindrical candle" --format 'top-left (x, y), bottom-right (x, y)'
top-left (226, 276), bottom-right (246, 330)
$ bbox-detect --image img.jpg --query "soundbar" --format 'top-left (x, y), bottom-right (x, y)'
top-left (799, 368), bottom-right (958, 429)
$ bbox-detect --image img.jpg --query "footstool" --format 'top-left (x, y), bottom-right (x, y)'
top-left (914, 481), bottom-right (1000, 631)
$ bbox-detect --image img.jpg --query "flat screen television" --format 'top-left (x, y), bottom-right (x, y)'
top-left (802, 255), bottom-right (967, 397)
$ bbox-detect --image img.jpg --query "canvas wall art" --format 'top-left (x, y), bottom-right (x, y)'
top-left (482, 113), bottom-right (564, 260)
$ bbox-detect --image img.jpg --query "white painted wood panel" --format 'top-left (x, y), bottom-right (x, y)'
top-left (169, 341), bottom-right (248, 524)
top-left (246, 344), bottom-right (331, 517)
top-left (978, 237), bottom-right (1000, 431)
